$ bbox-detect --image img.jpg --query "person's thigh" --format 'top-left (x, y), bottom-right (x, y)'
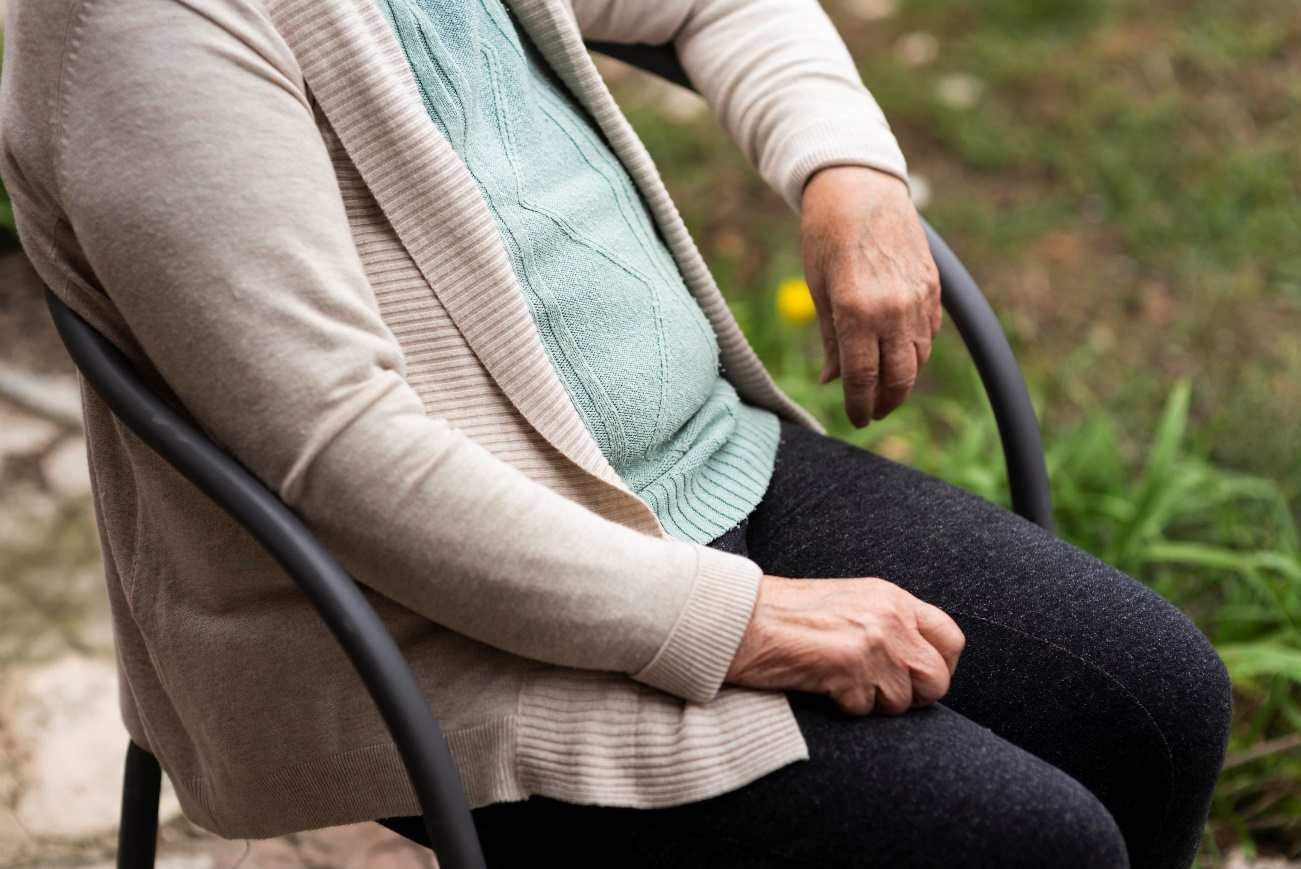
top-left (467, 695), bottom-right (1127, 869)
top-left (746, 422), bottom-right (1232, 869)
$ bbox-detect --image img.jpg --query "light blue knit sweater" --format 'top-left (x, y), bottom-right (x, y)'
top-left (377, 0), bottom-right (779, 543)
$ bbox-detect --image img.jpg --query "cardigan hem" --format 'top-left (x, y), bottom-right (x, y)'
top-left (152, 684), bottom-right (807, 839)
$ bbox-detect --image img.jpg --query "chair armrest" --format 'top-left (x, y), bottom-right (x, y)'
top-left (919, 221), bottom-right (1053, 530)
top-left (587, 41), bottom-right (1054, 532)
top-left (44, 288), bottom-right (487, 869)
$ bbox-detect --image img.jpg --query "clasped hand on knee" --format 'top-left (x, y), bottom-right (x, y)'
top-left (725, 576), bottom-right (965, 715)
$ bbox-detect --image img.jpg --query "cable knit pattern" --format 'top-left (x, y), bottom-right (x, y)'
top-left (377, 0), bottom-right (778, 543)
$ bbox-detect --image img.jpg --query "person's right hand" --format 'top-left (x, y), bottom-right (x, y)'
top-left (725, 575), bottom-right (965, 715)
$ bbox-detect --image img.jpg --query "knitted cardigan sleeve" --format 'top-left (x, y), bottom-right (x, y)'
top-left (20, 0), bottom-right (760, 705)
top-left (570, 0), bottom-right (909, 211)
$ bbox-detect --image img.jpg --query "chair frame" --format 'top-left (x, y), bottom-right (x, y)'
top-left (42, 44), bottom-right (1051, 869)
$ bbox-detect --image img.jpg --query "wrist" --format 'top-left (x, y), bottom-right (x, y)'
top-left (803, 164), bottom-right (909, 216)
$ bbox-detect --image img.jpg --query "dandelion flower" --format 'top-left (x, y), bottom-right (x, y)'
top-left (776, 278), bottom-right (817, 324)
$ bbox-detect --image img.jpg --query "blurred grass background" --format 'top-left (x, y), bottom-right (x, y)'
top-left (597, 0), bottom-right (1299, 860)
top-left (1, 0), bottom-right (1298, 863)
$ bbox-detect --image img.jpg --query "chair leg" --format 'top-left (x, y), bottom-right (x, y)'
top-left (118, 741), bottom-right (162, 869)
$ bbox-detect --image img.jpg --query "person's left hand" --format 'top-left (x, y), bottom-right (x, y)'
top-left (800, 165), bottom-right (942, 427)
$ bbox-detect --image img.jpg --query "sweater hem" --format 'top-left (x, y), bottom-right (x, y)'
top-left (161, 685), bottom-right (807, 839)
top-left (644, 403), bottom-right (782, 546)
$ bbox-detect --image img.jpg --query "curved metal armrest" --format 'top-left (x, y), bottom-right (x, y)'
top-left (919, 222), bottom-right (1053, 530)
top-left (44, 289), bottom-right (487, 869)
top-left (587, 42), bottom-right (1054, 532)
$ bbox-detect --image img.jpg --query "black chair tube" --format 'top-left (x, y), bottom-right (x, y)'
top-left (588, 41), bottom-right (1053, 531)
top-left (919, 221), bottom-right (1054, 531)
top-left (118, 741), bottom-right (162, 869)
top-left (46, 290), bottom-right (487, 869)
top-left (586, 41), bottom-right (694, 91)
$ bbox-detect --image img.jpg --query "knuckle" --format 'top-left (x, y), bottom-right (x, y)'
top-left (877, 692), bottom-right (911, 716)
top-left (839, 694), bottom-right (873, 717)
top-left (919, 663), bottom-right (951, 698)
top-left (886, 295), bottom-right (915, 318)
top-left (881, 372), bottom-right (916, 392)
top-left (832, 299), bottom-right (873, 329)
top-left (921, 259), bottom-right (940, 289)
top-left (857, 626), bottom-right (885, 659)
top-left (828, 679), bottom-right (873, 716)
top-left (842, 367), bottom-right (880, 389)
top-left (913, 683), bottom-right (944, 707)
top-left (884, 589), bottom-right (915, 613)
top-left (950, 629), bottom-right (967, 657)
top-left (830, 645), bottom-right (862, 673)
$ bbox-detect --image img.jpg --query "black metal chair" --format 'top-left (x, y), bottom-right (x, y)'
top-left (43, 44), bottom-right (1052, 869)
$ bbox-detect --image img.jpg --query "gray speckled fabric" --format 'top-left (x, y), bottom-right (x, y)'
top-left (388, 422), bottom-right (1232, 868)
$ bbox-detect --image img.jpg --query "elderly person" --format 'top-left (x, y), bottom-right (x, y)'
top-left (0, 0), bottom-right (1229, 866)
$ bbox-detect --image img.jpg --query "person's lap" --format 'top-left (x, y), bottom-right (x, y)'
top-left (385, 422), bottom-right (1232, 868)
top-left (734, 422), bottom-right (1232, 868)
top-left (466, 694), bottom-right (1128, 868)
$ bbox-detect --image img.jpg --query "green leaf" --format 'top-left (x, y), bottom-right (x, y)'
top-left (1219, 640), bottom-right (1301, 683)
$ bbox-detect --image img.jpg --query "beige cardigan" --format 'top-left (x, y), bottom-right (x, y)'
top-left (0, 0), bottom-right (908, 839)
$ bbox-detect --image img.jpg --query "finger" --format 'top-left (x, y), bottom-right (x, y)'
top-left (913, 603), bottom-right (966, 675)
top-left (818, 313), bottom-right (841, 384)
top-left (804, 262), bottom-right (841, 385)
top-left (832, 682), bottom-right (876, 717)
top-left (873, 663), bottom-right (915, 716)
top-left (873, 338), bottom-right (919, 420)
top-left (839, 329), bottom-right (880, 427)
top-left (915, 336), bottom-right (933, 370)
top-left (909, 643), bottom-right (952, 707)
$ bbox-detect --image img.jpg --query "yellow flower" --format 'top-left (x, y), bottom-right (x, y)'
top-left (776, 277), bottom-right (817, 325)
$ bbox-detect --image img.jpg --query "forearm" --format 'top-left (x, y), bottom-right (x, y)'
top-left (573, 0), bottom-right (909, 211)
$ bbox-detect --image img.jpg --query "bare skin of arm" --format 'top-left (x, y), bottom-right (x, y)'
top-left (725, 166), bottom-right (960, 716)
top-left (726, 576), bottom-right (965, 715)
top-left (801, 165), bottom-right (942, 427)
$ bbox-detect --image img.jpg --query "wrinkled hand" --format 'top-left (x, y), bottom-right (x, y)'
top-left (726, 575), bottom-right (964, 715)
top-left (801, 166), bottom-right (942, 427)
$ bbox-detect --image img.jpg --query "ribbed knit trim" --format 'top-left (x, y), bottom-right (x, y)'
top-left (640, 402), bottom-right (781, 545)
top-left (166, 683), bottom-right (809, 838)
top-left (518, 670), bottom-right (808, 808)
top-left (633, 543), bottom-right (763, 703)
top-left (767, 114), bottom-right (910, 214)
top-left (169, 719), bottom-right (525, 839)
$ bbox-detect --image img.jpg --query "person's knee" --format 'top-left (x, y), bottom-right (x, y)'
top-left (1185, 618), bottom-right (1233, 747)
top-left (1137, 594), bottom-right (1233, 768)
top-left (986, 770), bottom-right (1129, 869)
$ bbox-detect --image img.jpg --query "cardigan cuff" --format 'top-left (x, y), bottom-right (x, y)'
top-left (764, 114), bottom-right (910, 214)
top-left (631, 543), bottom-right (763, 704)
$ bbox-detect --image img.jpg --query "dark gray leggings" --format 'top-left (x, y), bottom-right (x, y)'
top-left (385, 422), bottom-right (1232, 868)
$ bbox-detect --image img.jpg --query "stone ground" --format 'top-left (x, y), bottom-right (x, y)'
top-left (0, 253), bottom-right (436, 867)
